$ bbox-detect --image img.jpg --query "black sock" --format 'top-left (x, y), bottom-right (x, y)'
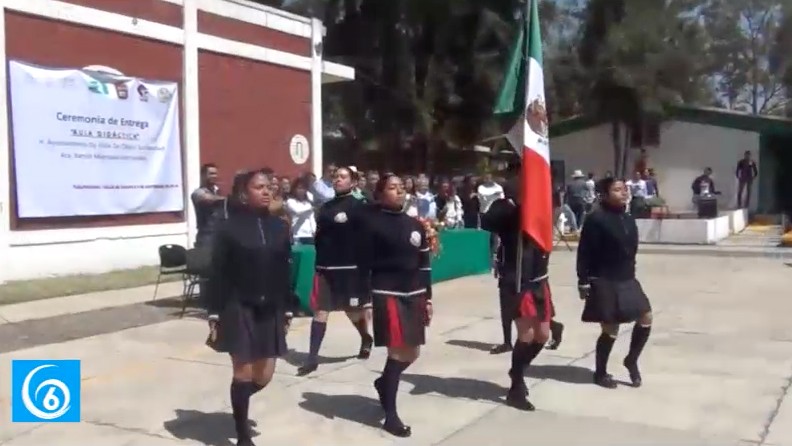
top-left (498, 291), bottom-right (513, 346)
top-left (626, 324), bottom-right (651, 363)
top-left (352, 317), bottom-right (371, 340)
top-left (230, 380), bottom-right (253, 440)
top-left (251, 383), bottom-right (265, 395)
top-left (595, 333), bottom-right (616, 376)
top-left (550, 320), bottom-right (563, 337)
top-left (307, 320), bottom-right (327, 363)
top-left (381, 358), bottom-right (411, 425)
top-left (509, 341), bottom-right (543, 387)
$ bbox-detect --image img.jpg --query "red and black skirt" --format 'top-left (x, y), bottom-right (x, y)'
top-left (372, 293), bottom-right (427, 348)
top-left (309, 268), bottom-right (371, 312)
top-left (581, 278), bottom-right (651, 324)
top-left (499, 278), bottom-right (555, 323)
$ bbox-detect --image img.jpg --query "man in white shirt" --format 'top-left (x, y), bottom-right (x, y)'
top-left (626, 171), bottom-right (648, 215)
top-left (415, 175), bottom-right (437, 220)
top-left (477, 173), bottom-right (505, 215)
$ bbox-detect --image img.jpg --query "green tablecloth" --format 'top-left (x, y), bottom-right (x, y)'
top-left (291, 229), bottom-right (490, 313)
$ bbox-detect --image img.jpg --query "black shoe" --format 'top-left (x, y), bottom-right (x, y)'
top-left (547, 323), bottom-right (564, 350)
top-left (297, 362), bottom-right (318, 377)
top-left (593, 373), bottom-right (618, 389)
top-left (373, 377), bottom-right (385, 409)
top-left (383, 419), bottom-right (412, 438)
top-left (358, 335), bottom-right (373, 360)
top-left (505, 386), bottom-right (535, 411)
top-left (490, 343), bottom-right (513, 355)
top-left (623, 358), bottom-right (643, 387)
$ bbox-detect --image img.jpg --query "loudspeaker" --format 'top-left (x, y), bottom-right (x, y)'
top-left (697, 196), bottom-right (718, 218)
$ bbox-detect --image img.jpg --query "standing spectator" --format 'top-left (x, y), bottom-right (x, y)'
top-left (441, 183), bottom-right (464, 228)
top-left (691, 167), bottom-right (718, 204)
top-left (415, 175), bottom-right (437, 220)
top-left (477, 172), bottom-right (505, 216)
top-left (403, 176), bottom-right (419, 217)
top-left (285, 177), bottom-right (317, 245)
top-left (280, 177), bottom-right (292, 197)
top-left (735, 150), bottom-right (758, 209)
top-left (626, 171), bottom-right (648, 216)
top-left (584, 172), bottom-right (597, 214)
top-left (460, 175), bottom-right (480, 228)
top-left (191, 163), bottom-right (225, 247)
top-left (565, 170), bottom-right (588, 229)
top-left (311, 163), bottom-right (337, 205)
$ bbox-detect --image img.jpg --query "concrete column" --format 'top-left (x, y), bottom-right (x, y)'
top-left (183, 0), bottom-right (200, 248)
top-left (310, 17), bottom-right (323, 177)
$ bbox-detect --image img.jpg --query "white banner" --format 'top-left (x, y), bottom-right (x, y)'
top-left (9, 61), bottom-right (184, 218)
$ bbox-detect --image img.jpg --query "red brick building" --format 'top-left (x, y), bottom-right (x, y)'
top-left (0, 0), bottom-right (354, 281)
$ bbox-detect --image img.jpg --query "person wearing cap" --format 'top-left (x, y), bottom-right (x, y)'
top-left (565, 170), bottom-right (588, 229)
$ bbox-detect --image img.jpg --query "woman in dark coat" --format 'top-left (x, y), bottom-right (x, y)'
top-left (364, 174), bottom-right (433, 437)
top-left (206, 171), bottom-right (292, 446)
top-left (577, 177), bottom-right (653, 389)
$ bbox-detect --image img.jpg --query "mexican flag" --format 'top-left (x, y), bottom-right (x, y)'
top-left (493, 0), bottom-right (553, 253)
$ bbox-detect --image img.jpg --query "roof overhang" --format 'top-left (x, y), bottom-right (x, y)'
top-left (322, 61), bottom-right (355, 84)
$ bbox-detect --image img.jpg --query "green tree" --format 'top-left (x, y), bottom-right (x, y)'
top-left (577, 0), bottom-right (711, 176)
top-left (701, 0), bottom-right (787, 115)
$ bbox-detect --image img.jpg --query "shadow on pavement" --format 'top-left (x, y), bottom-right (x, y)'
top-left (445, 339), bottom-right (495, 352)
top-left (163, 408), bottom-right (257, 446)
top-left (282, 349), bottom-right (357, 369)
top-left (401, 373), bottom-right (506, 405)
top-left (298, 392), bottom-right (383, 429)
top-left (145, 297), bottom-right (206, 319)
top-left (524, 364), bottom-right (594, 385)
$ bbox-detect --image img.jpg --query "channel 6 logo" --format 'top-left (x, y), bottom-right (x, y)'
top-left (11, 360), bottom-right (81, 422)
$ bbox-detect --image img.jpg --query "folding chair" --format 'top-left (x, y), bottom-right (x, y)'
top-left (152, 244), bottom-right (188, 301)
top-left (182, 247), bottom-right (212, 317)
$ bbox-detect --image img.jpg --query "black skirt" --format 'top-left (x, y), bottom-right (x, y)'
top-left (309, 270), bottom-right (371, 312)
top-left (581, 278), bottom-right (652, 324)
top-left (213, 301), bottom-right (287, 361)
top-left (372, 294), bottom-right (427, 348)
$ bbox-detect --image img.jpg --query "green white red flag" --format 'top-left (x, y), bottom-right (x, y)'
top-left (493, 0), bottom-right (553, 253)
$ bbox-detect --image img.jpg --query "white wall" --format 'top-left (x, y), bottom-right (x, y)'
top-left (550, 124), bottom-right (612, 178)
top-left (0, 0), bottom-right (353, 283)
top-left (550, 120), bottom-right (761, 213)
top-left (653, 122), bottom-right (760, 212)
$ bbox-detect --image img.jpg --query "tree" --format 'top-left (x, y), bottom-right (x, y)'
top-left (577, 0), bottom-right (712, 176)
top-left (701, 0), bottom-right (787, 115)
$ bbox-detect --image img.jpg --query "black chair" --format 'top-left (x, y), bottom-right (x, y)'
top-left (181, 247), bottom-right (213, 317)
top-left (152, 244), bottom-right (188, 301)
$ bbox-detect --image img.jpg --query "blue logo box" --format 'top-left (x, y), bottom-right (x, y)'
top-left (11, 360), bottom-right (81, 423)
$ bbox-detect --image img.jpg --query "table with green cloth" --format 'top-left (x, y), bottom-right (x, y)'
top-left (290, 229), bottom-right (491, 313)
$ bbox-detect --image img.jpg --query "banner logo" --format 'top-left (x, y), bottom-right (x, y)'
top-left (11, 360), bottom-right (81, 422)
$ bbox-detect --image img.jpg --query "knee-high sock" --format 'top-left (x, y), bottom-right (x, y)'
top-left (352, 316), bottom-right (371, 340)
top-left (251, 383), bottom-right (265, 395)
top-left (307, 320), bottom-right (327, 363)
top-left (230, 380), bottom-right (253, 440)
top-left (595, 333), bottom-right (616, 376)
top-left (498, 291), bottom-right (512, 346)
top-left (625, 324), bottom-right (651, 363)
top-left (509, 341), bottom-right (544, 388)
top-left (381, 358), bottom-right (411, 424)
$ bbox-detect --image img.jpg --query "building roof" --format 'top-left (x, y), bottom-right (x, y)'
top-left (550, 106), bottom-right (792, 139)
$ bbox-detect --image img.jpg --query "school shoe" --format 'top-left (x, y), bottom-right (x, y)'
top-left (490, 343), bottom-right (513, 355)
top-left (593, 372), bottom-right (618, 389)
top-left (297, 363), bottom-right (318, 376)
top-left (505, 386), bottom-right (535, 411)
top-left (383, 419), bottom-right (412, 438)
top-left (623, 358), bottom-right (643, 387)
top-left (547, 322), bottom-right (564, 350)
top-left (358, 335), bottom-right (374, 359)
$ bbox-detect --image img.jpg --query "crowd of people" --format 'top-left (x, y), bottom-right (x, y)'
top-left (190, 162), bottom-right (655, 446)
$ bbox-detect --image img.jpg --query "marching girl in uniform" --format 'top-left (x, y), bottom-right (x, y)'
top-left (363, 174), bottom-right (433, 437)
top-left (577, 177), bottom-right (653, 389)
top-left (297, 166), bottom-right (373, 376)
top-left (480, 180), bottom-right (553, 411)
top-left (206, 171), bottom-right (292, 446)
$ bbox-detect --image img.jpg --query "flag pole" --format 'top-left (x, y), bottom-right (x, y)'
top-left (514, 0), bottom-right (529, 296)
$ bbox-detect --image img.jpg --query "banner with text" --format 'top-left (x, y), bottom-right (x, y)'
top-left (9, 61), bottom-right (184, 218)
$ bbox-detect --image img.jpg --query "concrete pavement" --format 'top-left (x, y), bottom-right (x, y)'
top-left (0, 252), bottom-right (790, 445)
